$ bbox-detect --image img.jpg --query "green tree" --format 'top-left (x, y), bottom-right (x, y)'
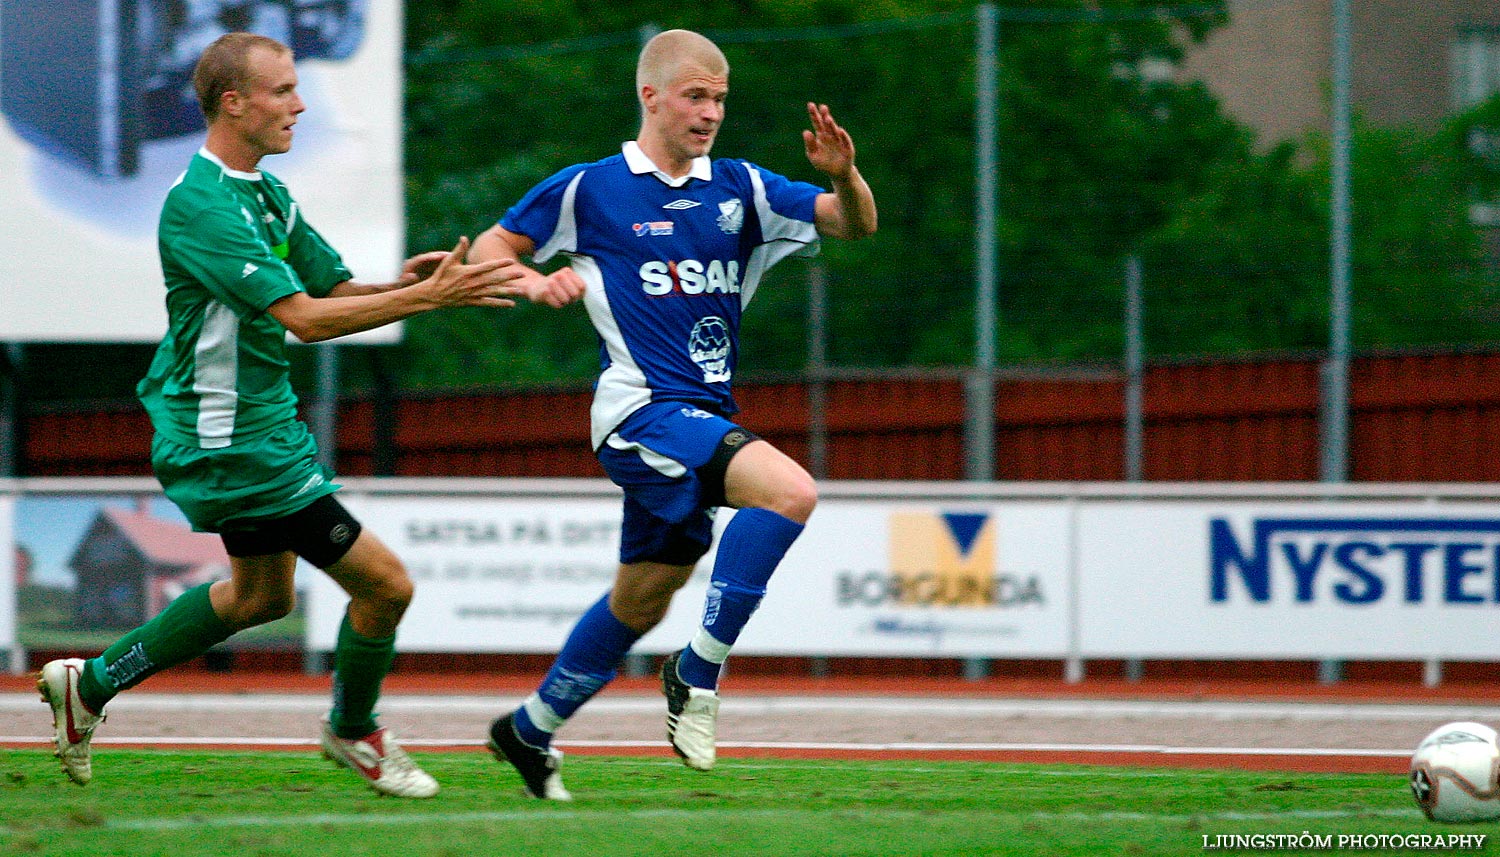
top-left (1141, 102), bottom-right (1500, 358)
top-left (395, 0), bottom-right (1242, 388)
top-left (388, 1), bottom-right (1496, 394)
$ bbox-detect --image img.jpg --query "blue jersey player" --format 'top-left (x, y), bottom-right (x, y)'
top-left (471, 28), bottom-right (877, 799)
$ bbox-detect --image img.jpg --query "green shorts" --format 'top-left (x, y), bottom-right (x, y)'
top-left (151, 421), bottom-right (341, 533)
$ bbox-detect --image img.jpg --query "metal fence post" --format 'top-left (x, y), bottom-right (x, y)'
top-left (0, 344), bottom-right (22, 477)
top-left (311, 343), bottom-right (340, 471)
top-left (1321, 0), bottom-right (1353, 485)
top-left (1123, 256), bottom-right (1144, 482)
top-left (807, 260), bottom-right (829, 480)
top-left (967, 3), bottom-right (1000, 483)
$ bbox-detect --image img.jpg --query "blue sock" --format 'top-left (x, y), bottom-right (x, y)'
top-left (512, 593), bottom-right (641, 749)
top-left (677, 508), bottom-right (804, 689)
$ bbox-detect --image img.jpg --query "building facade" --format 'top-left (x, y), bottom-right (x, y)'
top-left (1182, 0), bottom-right (1500, 142)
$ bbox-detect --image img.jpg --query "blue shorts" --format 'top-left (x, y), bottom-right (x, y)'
top-left (597, 401), bottom-right (743, 564)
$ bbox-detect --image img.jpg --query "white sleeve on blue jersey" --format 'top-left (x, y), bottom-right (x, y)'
top-left (737, 161), bottom-right (823, 307)
top-left (739, 161), bottom-right (822, 246)
top-left (499, 163), bottom-right (591, 263)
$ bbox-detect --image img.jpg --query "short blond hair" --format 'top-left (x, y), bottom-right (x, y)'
top-left (636, 29), bottom-right (729, 100)
top-left (193, 32), bottom-right (291, 121)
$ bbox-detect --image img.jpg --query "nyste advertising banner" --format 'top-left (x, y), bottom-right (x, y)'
top-left (1077, 503), bottom-right (1500, 659)
top-left (0, 0), bottom-right (404, 342)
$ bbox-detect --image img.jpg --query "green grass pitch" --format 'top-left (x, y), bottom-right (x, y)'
top-left (0, 750), bottom-right (1486, 856)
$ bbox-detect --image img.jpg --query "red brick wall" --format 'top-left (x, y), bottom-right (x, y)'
top-left (23, 351), bottom-right (1500, 482)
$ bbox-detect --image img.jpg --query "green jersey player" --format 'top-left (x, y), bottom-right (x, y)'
top-left (36, 32), bottom-right (543, 798)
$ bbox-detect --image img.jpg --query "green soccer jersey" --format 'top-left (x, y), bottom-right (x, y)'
top-left (138, 149), bottom-right (352, 449)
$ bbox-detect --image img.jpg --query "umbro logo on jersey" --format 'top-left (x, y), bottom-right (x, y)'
top-left (663, 199), bottom-right (701, 210)
top-left (241, 263), bottom-right (259, 278)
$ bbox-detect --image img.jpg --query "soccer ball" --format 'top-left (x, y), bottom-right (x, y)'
top-left (1410, 721), bottom-right (1500, 822)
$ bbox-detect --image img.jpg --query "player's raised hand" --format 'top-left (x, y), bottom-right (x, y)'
top-left (420, 236), bottom-right (526, 308)
top-left (803, 102), bottom-right (857, 180)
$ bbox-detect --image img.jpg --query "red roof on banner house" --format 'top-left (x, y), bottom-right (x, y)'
top-left (101, 506), bottom-right (228, 567)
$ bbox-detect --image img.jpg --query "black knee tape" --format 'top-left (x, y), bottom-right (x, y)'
top-left (221, 526), bottom-right (293, 558)
top-left (697, 427), bottom-right (759, 508)
top-left (284, 495), bottom-right (363, 568)
top-left (218, 495), bottom-right (362, 568)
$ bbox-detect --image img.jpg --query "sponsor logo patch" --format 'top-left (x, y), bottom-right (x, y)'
top-left (633, 221), bottom-right (674, 237)
top-left (639, 259), bottom-right (741, 295)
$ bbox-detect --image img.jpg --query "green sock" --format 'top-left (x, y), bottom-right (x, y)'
top-left (78, 582), bottom-right (234, 713)
top-left (330, 613), bottom-right (396, 739)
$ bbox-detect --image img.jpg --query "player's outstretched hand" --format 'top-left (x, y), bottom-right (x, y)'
top-left (803, 102), bottom-right (856, 180)
top-left (396, 250), bottom-right (452, 286)
top-left (420, 237), bottom-right (526, 308)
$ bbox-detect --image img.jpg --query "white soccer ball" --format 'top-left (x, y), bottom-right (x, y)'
top-left (1410, 721), bottom-right (1500, 822)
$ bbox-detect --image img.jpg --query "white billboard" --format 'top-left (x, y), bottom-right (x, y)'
top-left (0, 495), bottom-right (14, 660)
top-left (0, 0), bottom-right (405, 342)
top-left (306, 495), bottom-right (1075, 658)
top-left (307, 494), bottom-right (651, 653)
top-left (1077, 502), bottom-right (1500, 659)
top-left (712, 502), bottom-right (1074, 657)
top-left (13, 480), bottom-right (1500, 665)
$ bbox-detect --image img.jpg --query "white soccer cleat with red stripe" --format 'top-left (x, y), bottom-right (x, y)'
top-left (319, 718), bottom-right (439, 798)
top-left (37, 658), bottom-right (106, 786)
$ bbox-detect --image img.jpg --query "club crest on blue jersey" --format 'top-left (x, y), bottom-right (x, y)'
top-left (689, 316), bottom-right (732, 382)
top-left (716, 199), bottom-right (744, 234)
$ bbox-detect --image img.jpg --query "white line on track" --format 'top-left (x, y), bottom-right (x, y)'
top-left (3, 692), bottom-right (1498, 720)
top-left (0, 735), bottom-right (1415, 756)
top-left (0, 692), bottom-right (1465, 756)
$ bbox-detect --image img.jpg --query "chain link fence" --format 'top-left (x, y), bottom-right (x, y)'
top-left (401, 5), bottom-right (1500, 388)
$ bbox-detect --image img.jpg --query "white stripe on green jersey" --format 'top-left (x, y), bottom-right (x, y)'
top-left (138, 149), bottom-right (351, 449)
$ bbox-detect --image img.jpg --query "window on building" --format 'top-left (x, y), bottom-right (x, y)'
top-left (1452, 26), bottom-right (1500, 110)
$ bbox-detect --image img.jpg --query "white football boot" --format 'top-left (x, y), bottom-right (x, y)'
top-left (320, 718), bottom-right (439, 798)
top-left (37, 658), bottom-right (106, 785)
top-left (662, 651), bottom-right (721, 771)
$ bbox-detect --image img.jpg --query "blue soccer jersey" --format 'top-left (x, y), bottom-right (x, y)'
top-left (501, 141), bottom-right (823, 448)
